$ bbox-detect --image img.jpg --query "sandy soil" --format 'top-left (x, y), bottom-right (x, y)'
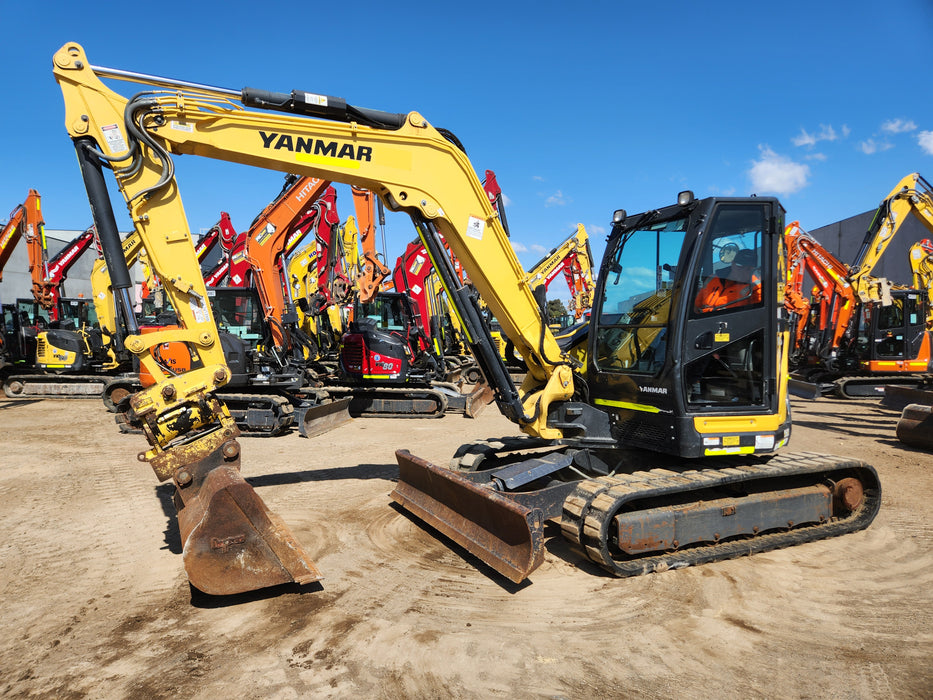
top-left (0, 394), bottom-right (931, 699)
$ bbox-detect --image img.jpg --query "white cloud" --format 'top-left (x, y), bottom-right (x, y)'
top-left (859, 139), bottom-right (893, 155)
top-left (882, 119), bottom-right (917, 134)
top-left (588, 224), bottom-right (607, 237)
top-left (532, 175), bottom-right (545, 182)
top-left (545, 190), bottom-right (569, 207)
top-left (792, 124), bottom-right (843, 148)
top-left (792, 129), bottom-right (817, 147)
top-left (919, 131), bottom-right (933, 156)
top-left (501, 193), bottom-right (512, 207)
top-left (748, 146), bottom-right (810, 195)
top-left (511, 241), bottom-right (529, 253)
top-left (806, 153), bottom-right (827, 161)
top-left (530, 244), bottom-right (548, 255)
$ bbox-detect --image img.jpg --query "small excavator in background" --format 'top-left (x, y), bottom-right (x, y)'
top-left (1, 190), bottom-right (44, 374)
top-left (785, 174), bottom-right (933, 398)
top-left (2, 192), bottom-right (135, 399)
top-left (485, 223), bottom-right (595, 371)
top-left (103, 177), bottom-right (354, 436)
top-left (55, 43), bottom-right (880, 595)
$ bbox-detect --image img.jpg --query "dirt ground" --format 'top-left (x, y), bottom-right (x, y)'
top-left (0, 394), bottom-right (931, 699)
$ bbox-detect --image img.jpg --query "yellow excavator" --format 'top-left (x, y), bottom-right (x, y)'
top-left (54, 42), bottom-right (880, 594)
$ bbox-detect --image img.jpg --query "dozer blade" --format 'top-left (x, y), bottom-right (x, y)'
top-left (463, 381), bottom-right (495, 418)
top-left (392, 450), bottom-right (544, 583)
top-left (173, 440), bottom-right (322, 595)
top-left (788, 376), bottom-right (823, 399)
top-left (297, 397), bottom-right (353, 439)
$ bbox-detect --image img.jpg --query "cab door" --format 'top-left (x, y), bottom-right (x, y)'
top-left (681, 202), bottom-right (781, 412)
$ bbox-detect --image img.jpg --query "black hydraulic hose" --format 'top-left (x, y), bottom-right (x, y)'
top-left (73, 138), bottom-right (138, 337)
top-left (414, 219), bottom-right (530, 425)
top-left (241, 87), bottom-right (406, 130)
top-left (124, 95), bottom-right (175, 203)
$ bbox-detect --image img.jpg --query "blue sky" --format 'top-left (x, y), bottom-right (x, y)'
top-left (2, 1), bottom-right (932, 302)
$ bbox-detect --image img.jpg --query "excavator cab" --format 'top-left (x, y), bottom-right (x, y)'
top-left (851, 290), bottom-right (932, 380)
top-left (585, 195), bottom-right (786, 457)
top-left (55, 297), bottom-right (97, 331)
top-left (340, 291), bottom-right (421, 384)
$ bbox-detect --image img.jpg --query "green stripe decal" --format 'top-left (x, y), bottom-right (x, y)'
top-left (593, 398), bottom-right (660, 413)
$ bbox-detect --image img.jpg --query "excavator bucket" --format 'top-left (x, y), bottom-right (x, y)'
top-left (297, 397), bottom-right (353, 439)
top-left (896, 403), bottom-right (933, 450)
top-left (391, 449), bottom-right (545, 583)
top-left (172, 439), bottom-right (322, 595)
top-left (463, 381), bottom-right (495, 418)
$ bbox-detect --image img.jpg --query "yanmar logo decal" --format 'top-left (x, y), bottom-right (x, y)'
top-left (259, 131), bottom-right (372, 167)
top-left (640, 386), bottom-right (668, 395)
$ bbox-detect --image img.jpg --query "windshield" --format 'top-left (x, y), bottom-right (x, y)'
top-left (211, 290), bottom-right (264, 345)
top-left (59, 299), bottom-right (98, 327)
top-left (357, 295), bottom-right (409, 332)
top-left (594, 216), bottom-right (687, 373)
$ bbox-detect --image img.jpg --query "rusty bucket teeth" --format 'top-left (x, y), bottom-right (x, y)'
top-left (173, 443), bottom-right (322, 596)
top-left (297, 397), bottom-right (353, 439)
top-left (391, 450), bottom-right (545, 583)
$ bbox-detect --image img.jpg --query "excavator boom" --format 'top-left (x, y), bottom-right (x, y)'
top-left (54, 43), bottom-right (879, 592)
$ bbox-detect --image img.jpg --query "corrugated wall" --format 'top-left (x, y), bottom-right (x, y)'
top-left (809, 210), bottom-right (929, 286)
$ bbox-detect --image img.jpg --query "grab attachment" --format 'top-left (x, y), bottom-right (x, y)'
top-left (391, 450), bottom-right (545, 583)
top-left (171, 438), bottom-right (322, 595)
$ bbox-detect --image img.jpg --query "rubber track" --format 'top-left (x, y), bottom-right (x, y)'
top-left (560, 451), bottom-right (881, 577)
top-left (216, 392), bottom-right (294, 435)
top-left (834, 374), bottom-right (932, 399)
top-left (2, 374), bottom-right (109, 399)
top-left (115, 392), bottom-right (294, 436)
top-left (316, 385), bottom-right (448, 419)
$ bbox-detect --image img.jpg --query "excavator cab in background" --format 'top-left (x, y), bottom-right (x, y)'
top-left (340, 291), bottom-right (422, 384)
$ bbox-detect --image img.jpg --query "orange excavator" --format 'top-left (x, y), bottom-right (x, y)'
top-left (785, 175), bottom-right (933, 398)
top-left (0, 190), bottom-right (42, 285)
top-left (785, 173), bottom-right (933, 398)
top-left (107, 175), bottom-right (354, 436)
top-left (2, 191), bottom-right (132, 398)
top-left (1, 190), bottom-right (45, 373)
top-left (349, 186), bottom-right (391, 303)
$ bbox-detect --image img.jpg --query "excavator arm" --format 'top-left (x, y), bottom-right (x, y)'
top-left (65, 46), bottom-right (572, 435)
top-left (17, 192), bottom-right (52, 314)
top-left (909, 239), bottom-right (933, 328)
top-left (55, 44), bottom-right (326, 595)
top-left (33, 225), bottom-right (99, 319)
top-left (54, 42), bottom-right (570, 595)
top-left (350, 186), bottom-right (390, 303)
top-left (522, 223), bottom-right (594, 320)
top-left (851, 173), bottom-right (933, 304)
top-left (1, 193), bottom-right (39, 282)
top-left (242, 175), bottom-right (332, 348)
